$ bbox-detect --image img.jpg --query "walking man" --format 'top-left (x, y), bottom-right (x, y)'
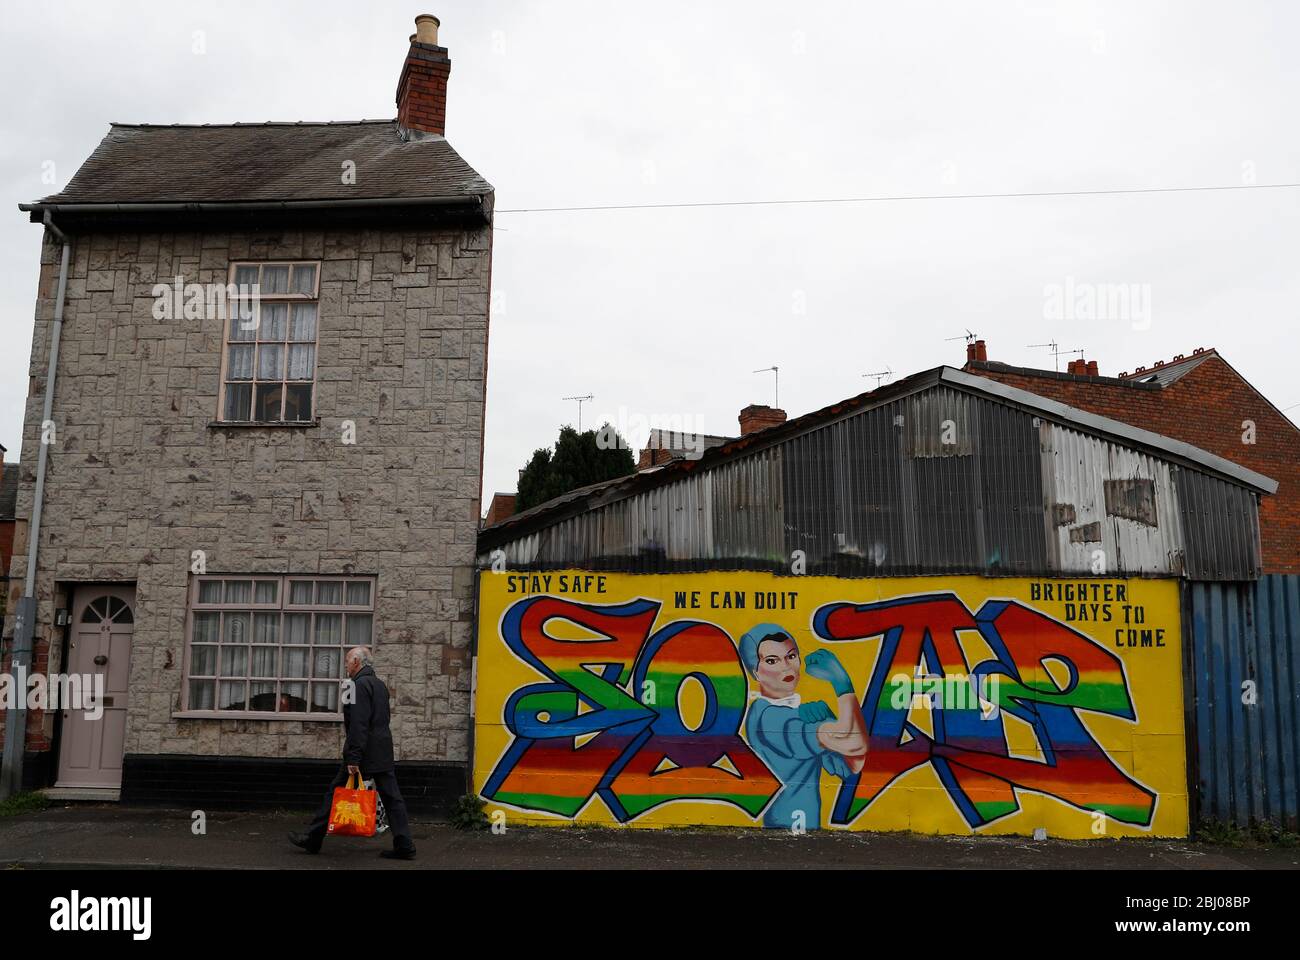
top-left (290, 646), bottom-right (417, 860)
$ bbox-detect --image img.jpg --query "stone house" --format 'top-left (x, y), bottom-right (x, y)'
top-left (0, 15), bottom-right (492, 811)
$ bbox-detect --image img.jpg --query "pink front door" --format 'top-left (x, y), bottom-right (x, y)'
top-left (56, 585), bottom-right (135, 789)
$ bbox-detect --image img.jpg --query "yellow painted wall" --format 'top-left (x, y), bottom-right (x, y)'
top-left (473, 571), bottom-right (1186, 838)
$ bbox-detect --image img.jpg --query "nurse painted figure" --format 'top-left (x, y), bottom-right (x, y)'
top-left (741, 624), bottom-right (869, 829)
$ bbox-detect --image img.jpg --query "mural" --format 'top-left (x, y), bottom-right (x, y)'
top-left (474, 573), bottom-right (1187, 838)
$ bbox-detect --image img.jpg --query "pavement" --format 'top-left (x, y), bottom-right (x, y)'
top-left (1, 804), bottom-right (1297, 869)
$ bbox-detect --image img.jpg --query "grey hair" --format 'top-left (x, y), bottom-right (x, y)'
top-left (348, 646), bottom-right (373, 667)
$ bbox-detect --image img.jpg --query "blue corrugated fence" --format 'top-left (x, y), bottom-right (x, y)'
top-left (1189, 575), bottom-right (1300, 828)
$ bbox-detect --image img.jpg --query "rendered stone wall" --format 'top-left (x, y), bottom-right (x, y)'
top-left (3, 223), bottom-right (491, 766)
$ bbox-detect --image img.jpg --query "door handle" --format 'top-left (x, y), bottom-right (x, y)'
top-left (93, 655), bottom-right (108, 666)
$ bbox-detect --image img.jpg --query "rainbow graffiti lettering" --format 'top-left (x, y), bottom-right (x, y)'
top-left (813, 593), bottom-right (1157, 828)
top-left (483, 597), bottom-right (780, 820)
top-left (481, 586), bottom-right (1163, 832)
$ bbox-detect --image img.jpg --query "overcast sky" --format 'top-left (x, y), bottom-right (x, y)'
top-left (1, 1), bottom-right (1297, 506)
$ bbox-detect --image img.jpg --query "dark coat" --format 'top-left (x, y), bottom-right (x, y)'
top-left (343, 665), bottom-right (395, 774)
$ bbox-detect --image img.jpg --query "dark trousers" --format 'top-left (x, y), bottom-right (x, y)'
top-left (307, 764), bottom-right (414, 850)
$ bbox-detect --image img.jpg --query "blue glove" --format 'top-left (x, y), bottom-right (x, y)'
top-left (805, 649), bottom-right (855, 698)
top-left (821, 751), bottom-right (853, 779)
top-left (798, 700), bottom-right (835, 724)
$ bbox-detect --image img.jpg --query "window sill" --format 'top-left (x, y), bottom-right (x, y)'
top-left (208, 419), bottom-right (321, 430)
top-left (173, 710), bottom-right (342, 722)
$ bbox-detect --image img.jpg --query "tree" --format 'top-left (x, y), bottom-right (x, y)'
top-left (515, 423), bottom-right (636, 513)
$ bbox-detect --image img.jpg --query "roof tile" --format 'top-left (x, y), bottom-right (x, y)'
top-left (32, 121), bottom-right (492, 206)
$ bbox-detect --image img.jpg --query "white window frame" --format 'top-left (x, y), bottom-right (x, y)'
top-left (178, 574), bottom-right (376, 720)
top-left (218, 261), bottom-right (322, 425)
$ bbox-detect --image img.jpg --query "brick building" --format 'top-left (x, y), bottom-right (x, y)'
top-left (1, 15), bottom-right (493, 808)
top-left (965, 344), bottom-right (1300, 573)
top-left (482, 493), bottom-right (517, 527)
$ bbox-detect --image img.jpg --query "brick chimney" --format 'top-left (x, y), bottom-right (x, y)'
top-left (1066, 358), bottom-right (1101, 377)
top-left (397, 14), bottom-right (451, 137)
top-left (739, 405), bottom-right (787, 436)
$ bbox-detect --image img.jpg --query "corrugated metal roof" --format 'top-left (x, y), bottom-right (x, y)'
top-left (481, 380), bottom-right (1267, 581)
top-left (481, 366), bottom-right (1277, 553)
top-left (946, 368), bottom-right (1277, 494)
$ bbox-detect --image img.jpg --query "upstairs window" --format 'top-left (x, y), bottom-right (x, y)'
top-left (220, 262), bottom-right (320, 424)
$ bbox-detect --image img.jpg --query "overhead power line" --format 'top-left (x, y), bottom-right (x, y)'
top-left (496, 181), bottom-right (1300, 215)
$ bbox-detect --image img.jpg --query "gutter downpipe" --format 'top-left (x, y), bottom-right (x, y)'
top-left (0, 213), bottom-right (71, 799)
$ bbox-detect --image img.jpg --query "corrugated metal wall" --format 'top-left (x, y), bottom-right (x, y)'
top-left (1188, 575), bottom-right (1300, 829)
top-left (485, 386), bottom-right (1264, 580)
top-left (780, 389), bottom-right (1047, 575)
top-left (1177, 471), bottom-right (1263, 581)
top-left (1040, 423), bottom-right (1186, 576)
top-left (493, 451), bottom-right (784, 572)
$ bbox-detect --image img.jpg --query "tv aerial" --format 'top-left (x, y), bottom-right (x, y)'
top-left (753, 366), bottom-right (779, 408)
top-left (862, 367), bottom-right (894, 389)
top-left (562, 394), bottom-right (594, 432)
top-left (1027, 340), bottom-right (1084, 372)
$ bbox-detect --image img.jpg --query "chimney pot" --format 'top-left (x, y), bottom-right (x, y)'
top-left (414, 14), bottom-right (441, 45)
top-left (966, 342), bottom-right (977, 363)
top-left (975, 339), bottom-right (988, 362)
top-left (1086, 360), bottom-right (1099, 377)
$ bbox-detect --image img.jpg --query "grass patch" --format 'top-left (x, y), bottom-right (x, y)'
top-left (0, 792), bottom-right (49, 819)
top-left (1197, 818), bottom-right (1300, 848)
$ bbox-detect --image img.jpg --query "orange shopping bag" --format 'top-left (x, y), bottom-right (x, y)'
top-left (327, 772), bottom-right (377, 837)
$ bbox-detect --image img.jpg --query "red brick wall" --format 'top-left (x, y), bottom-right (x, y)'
top-left (970, 358), bottom-right (1300, 573)
top-left (484, 494), bottom-right (517, 527)
top-left (397, 46), bottom-right (451, 136)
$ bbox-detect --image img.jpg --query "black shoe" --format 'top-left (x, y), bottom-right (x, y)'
top-left (380, 847), bottom-right (416, 861)
top-left (289, 831), bottom-right (322, 854)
